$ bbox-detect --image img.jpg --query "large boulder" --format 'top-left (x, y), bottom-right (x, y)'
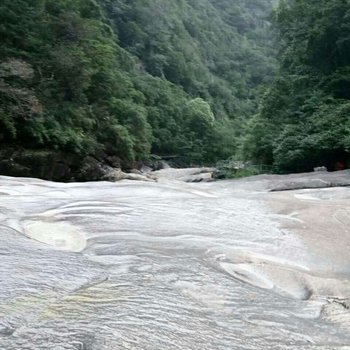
top-left (102, 168), bottom-right (155, 182)
top-left (76, 156), bottom-right (114, 182)
top-left (152, 167), bottom-right (215, 182)
top-left (141, 159), bottom-right (171, 171)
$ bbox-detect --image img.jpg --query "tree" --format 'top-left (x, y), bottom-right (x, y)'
top-left (245, 0), bottom-right (350, 172)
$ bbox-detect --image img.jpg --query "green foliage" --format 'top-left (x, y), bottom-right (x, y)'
top-left (0, 0), bottom-right (276, 167)
top-left (101, 0), bottom-right (276, 120)
top-left (184, 98), bottom-right (215, 135)
top-left (245, 0), bottom-right (350, 172)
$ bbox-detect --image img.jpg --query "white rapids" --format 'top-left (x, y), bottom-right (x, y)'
top-left (1, 169), bottom-right (350, 349)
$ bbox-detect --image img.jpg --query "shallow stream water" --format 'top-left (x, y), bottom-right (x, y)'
top-left (1, 171), bottom-right (350, 349)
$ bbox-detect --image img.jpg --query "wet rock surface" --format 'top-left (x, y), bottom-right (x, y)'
top-left (266, 170), bottom-right (350, 191)
top-left (1, 171), bottom-right (350, 349)
top-left (152, 167), bottom-right (215, 182)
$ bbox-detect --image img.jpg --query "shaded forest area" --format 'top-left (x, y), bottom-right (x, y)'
top-left (0, 0), bottom-right (275, 177)
top-left (0, 0), bottom-right (348, 179)
top-left (245, 0), bottom-right (350, 172)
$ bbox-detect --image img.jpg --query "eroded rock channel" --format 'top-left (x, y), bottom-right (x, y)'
top-left (1, 170), bottom-right (350, 349)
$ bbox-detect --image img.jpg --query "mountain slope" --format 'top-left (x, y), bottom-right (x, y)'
top-left (0, 0), bottom-right (276, 179)
top-left (244, 0), bottom-right (350, 172)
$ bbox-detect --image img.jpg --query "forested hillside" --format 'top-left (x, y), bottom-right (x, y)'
top-left (0, 0), bottom-right (275, 179)
top-left (245, 0), bottom-right (350, 172)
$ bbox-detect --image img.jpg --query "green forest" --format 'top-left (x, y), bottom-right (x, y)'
top-left (0, 0), bottom-right (349, 179)
top-left (245, 0), bottom-right (350, 172)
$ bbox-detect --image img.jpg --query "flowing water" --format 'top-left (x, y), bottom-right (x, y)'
top-left (1, 170), bottom-right (350, 349)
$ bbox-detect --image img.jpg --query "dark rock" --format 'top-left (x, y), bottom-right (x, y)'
top-left (0, 148), bottom-right (73, 180)
top-left (105, 156), bottom-right (121, 168)
top-left (0, 159), bottom-right (31, 178)
top-left (76, 157), bottom-right (114, 182)
top-left (142, 159), bottom-right (171, 171)
top-left (150, 160), bottom-right (170, 171)
top-left (212, 169), bottom-right (226, 180)
top-left (0, 147), bottom-right (115, 182)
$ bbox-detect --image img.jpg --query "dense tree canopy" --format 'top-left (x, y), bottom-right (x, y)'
top-left (0, 0), bottom-right (276, 167)
top-left (245, 0), bottom-right (350, 172)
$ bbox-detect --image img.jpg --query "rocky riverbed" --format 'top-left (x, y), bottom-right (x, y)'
top-left (1, 170), bottom-right (350, 349)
